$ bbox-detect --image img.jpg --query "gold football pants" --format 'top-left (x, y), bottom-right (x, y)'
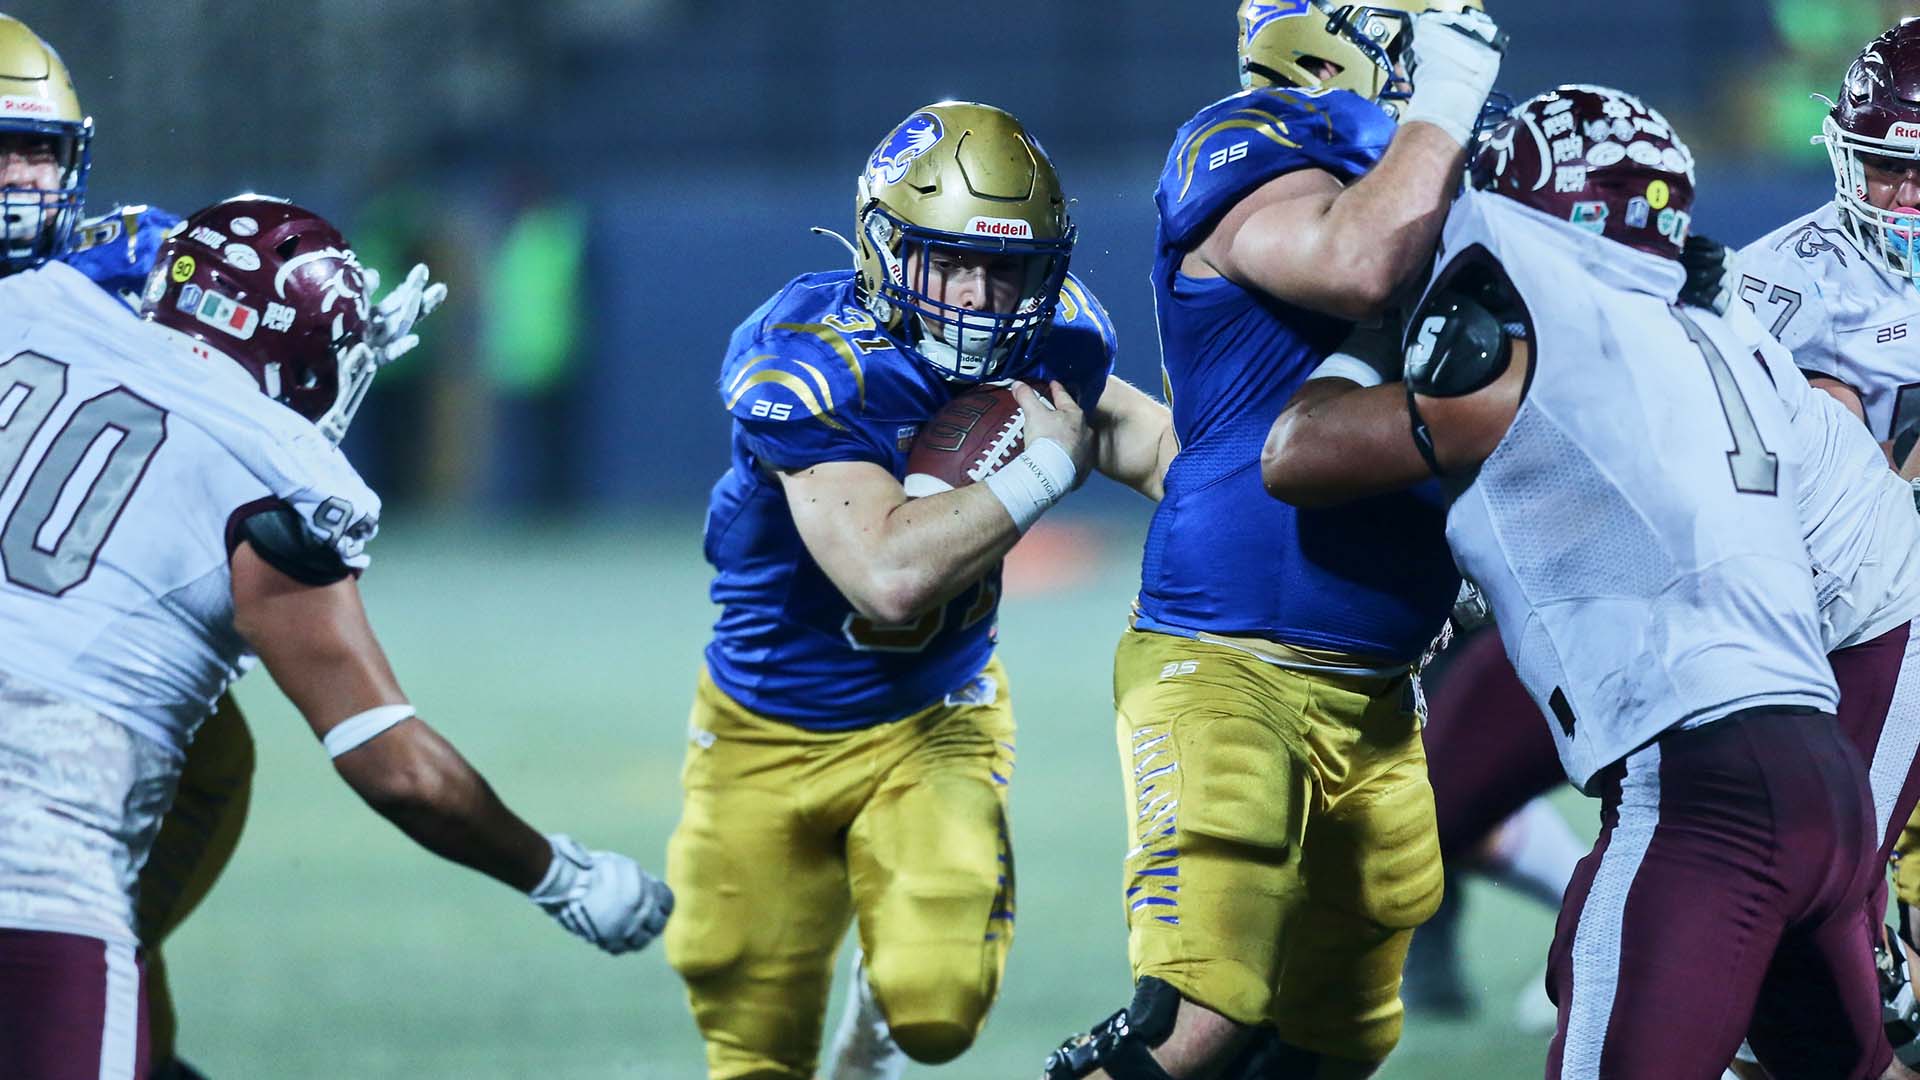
top-left (665, 661), bottom-right (1016, 1080)
top-left (1113, 629), bottom-right (1442, 1065)
top-left (138, 691), bottom-right (256, 1065)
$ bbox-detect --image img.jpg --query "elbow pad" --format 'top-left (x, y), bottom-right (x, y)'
top-left (235, 504), bottom-right (353, 586)
top-left (1403, 293), bottom-right (1513, 399)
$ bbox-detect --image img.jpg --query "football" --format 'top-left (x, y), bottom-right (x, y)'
top-left (903, 380), bottom-right (1050, 497)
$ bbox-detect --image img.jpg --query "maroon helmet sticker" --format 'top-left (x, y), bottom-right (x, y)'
top-left (139, 196), bottom-right (369, 425)
top-left (1471, 84), bottom-right (1696, 260)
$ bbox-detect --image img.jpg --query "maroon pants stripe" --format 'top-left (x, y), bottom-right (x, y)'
top-left (0, 928), bottom-right (148, 1080)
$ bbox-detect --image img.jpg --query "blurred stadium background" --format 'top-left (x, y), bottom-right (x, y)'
top-left (6, 0), bottom-right (1910, 1075)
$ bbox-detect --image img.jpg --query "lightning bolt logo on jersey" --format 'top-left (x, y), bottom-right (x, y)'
top-left (704, 269), bottom-right (1115, 730)
top-left (1140, 86), bottom-right (1459, 658)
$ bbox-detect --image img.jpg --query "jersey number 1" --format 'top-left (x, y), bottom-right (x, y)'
top-left (0, 351), bottom-right (167, 596)
top-left (1675, 311), bottom-right (1779, 496)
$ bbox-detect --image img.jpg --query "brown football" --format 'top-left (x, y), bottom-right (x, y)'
top-left (903, 380), bottom-right (1049, 496)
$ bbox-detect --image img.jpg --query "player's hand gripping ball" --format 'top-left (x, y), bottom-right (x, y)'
top-left (903, 379), bottom-right (1053, 497)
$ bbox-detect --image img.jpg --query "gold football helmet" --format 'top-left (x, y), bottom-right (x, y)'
top-left (0, 13), bottom-right (90, 274)
top-left (1237, 0), bottom-right (1485, 109)
top-left (852, 101), bottom-right (1075, 382)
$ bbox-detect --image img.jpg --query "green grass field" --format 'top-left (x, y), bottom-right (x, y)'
top-left (167, 513), bottom-right (1572, 1077)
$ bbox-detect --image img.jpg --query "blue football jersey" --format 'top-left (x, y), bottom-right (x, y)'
top-left (1138, 87), bottom-right (1458, 661)
top-left (704, 270), bottom-right (1116, 730)
top-left (63, 205), bottom-right (181, 304)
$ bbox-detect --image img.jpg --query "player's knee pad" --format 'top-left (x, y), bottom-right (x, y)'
top-left (1043, 977), bottom-right (1182, 1080)
top-left (1307, 775), bottom-right (1444, 931)
top-left (661, 801), bottom-right (747, 981)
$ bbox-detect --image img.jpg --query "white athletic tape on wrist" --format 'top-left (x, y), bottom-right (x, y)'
top-left (984, 436), bottom-right (1077, 533)
top-left (322, 704), bottom-right (417, 758)
top-left (1309, 351), bottom-right (1388, 388)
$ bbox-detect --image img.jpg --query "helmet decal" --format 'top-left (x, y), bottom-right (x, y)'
top-left (1241, 0), bottom-right (1311, 43)
top-left (868, 112), bottom-right (944, 186)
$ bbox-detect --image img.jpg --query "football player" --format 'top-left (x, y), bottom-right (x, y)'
top-left (669, 100), bottom-right (1175, 1080)
top-left (0, 195), bottom-right (672, 1078)
top-left (1734, 20), bottom-right (1920, 1006)
top-left (0, 15), bottom-right (452, 1078)
top-left (1262, 83), bottom-right (1920, 1080)
top-left (1043, 5), bottom-right (1504, 1079)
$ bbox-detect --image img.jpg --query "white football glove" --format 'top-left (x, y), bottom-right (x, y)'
top-left (361, 262), bottom-right (450, 370)
top-left (1402, 9), bottom-right (1508, 147)
top-left (527, 833), bottom-right (673, 955)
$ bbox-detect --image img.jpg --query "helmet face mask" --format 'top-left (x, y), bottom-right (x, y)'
top-left (852, 102), bottom-right (1075, 383)
top-left (0, 16), bottom-right (91, 276)
top-left (1236, 0), bottom-right (1483, 115)
top-left (1823, 20), bottom-right (1920, 281)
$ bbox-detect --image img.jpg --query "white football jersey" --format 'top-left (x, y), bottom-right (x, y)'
top-left (1737, 202), bottom-right (1920, 447)
top-left (0, 262), bottom-right (378, 757)
top-left (1438, 191), bottom-right (1838, 790)
top-left (1720, 298), bottom-right (1920, 652)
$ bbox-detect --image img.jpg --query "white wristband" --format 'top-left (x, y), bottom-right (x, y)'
top-left (1309, 351), bottom-right (1388, 388)
top-left (983, 436), bottom-right (1077, 533)
top-left (323, 704), bottom-right (416, 758)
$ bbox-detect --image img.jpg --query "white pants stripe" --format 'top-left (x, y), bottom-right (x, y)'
top-left (1866, 628), bottom-right (1920, 842)
top-left (97, 938), bottom-right (139, 1080)
top-left (1561, 741), bottom-right (1662, 1080)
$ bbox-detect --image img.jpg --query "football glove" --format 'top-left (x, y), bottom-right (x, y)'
top-left (1403, 10), bottom-right (1509, 147)
top-left (1679, 235), bottom-right (1735, 316)
top-left (361, 262), bottom-right (449, 370)
top-left (527, 833), bottom-right (673, 955)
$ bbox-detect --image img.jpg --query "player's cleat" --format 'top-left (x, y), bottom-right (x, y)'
top-left (823, 951), bottom-right (907, 1080)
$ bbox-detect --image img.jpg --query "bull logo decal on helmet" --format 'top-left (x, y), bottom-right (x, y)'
top-left (274, 247), bottom-right (369, 325)
top-left (1241, 0), bottom-right (1311, 40)
top-left (867, 113), bottom-right (944, 186)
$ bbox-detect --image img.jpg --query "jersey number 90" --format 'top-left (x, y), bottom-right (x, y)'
top-left (0, 351), bottom-right (168, 596)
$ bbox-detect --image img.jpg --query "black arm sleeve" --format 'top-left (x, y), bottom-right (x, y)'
top-left (234, 505), bottom-right (352, 587)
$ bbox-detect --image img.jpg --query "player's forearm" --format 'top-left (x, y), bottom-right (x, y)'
top-left (1247, 128), bottom-right (1463, 319)
top-left (334, 720), bottom-right (552, 893)
top-left (854, 485), bottom-right (1021, 623)
top-left (1093, 379), bottom-right (1176, 502)
top-left (1262, 379), bottom-right (1432, 506)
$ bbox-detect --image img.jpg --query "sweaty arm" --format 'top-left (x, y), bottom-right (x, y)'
top-left (1091, 375), bottom-right (1176, 502)
top-left (1263, 269), bottom-right (1530, 505)
top-left (229, 542), bottom-right (552, 892)
top-left (1189, 123), bottom-right (1470, 321)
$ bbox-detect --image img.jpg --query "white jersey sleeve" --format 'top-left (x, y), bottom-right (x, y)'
top-left (1732, 240), bottom-right (1843, 378)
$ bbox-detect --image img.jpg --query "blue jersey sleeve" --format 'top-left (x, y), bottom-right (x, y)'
top-left (63, 205), bottom-right (182, 304)
top-left (722, 332), bottom-right (891, 472)
top-left (1157, 88), bottom-right (1395, 251)
top-left (1024, 272), bottom-right (1118, 411)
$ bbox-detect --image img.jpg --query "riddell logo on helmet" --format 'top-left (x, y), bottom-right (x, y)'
top-left (966, 216), bottom-right (1033, 239)
top-left (0, 96), bottom-right (54, 116)
top-left (1888, 122), bottom-right (1920, 144)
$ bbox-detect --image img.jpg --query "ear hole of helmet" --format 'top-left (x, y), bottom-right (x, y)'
top-left (275, 235), bottom-right (300, 261)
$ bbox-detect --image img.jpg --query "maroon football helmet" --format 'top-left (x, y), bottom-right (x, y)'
top-left (138, 195), bottom-right (374, 443)
top-left (1470, 84), bottom-right (1696, 260)
top-left (1823, 19), bottom-right (1920, 279)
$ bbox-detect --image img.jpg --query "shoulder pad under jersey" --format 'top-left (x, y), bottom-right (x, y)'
top-left (1031, 273), bottom-right (1118, 410)
top-left (1732, 240), bottom-right (1840, 379)
top-left (1158, 87), bottom-right (1395, 250)
top-left (63, 205), bottom-right (184, 306)
top-left (722, 317), bottom-right (890, 472)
